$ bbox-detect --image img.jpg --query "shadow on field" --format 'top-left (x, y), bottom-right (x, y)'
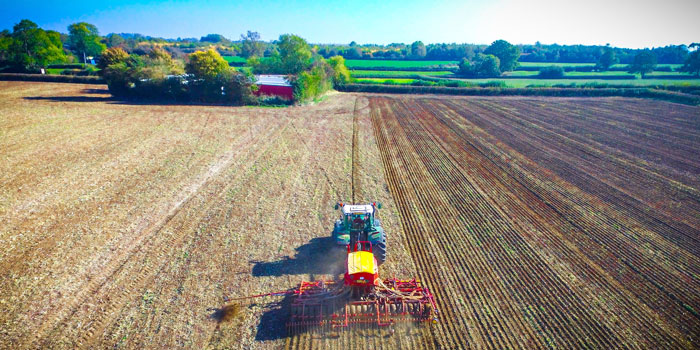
top-left (24, 95), bottom-right (114, 102)
top-left (250, 237), bottom-right (348, 341)
top-left (251, 237), bottom-right (346, 276)
top-left (81, 88), bottom-right (110, 94)
top-left (251, 236), bottom-right (346, 277)
top-left (253, 289), bottom-right (295, 341)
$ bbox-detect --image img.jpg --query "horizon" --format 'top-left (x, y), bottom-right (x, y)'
top-left (2, 0), bottom-right (699, 49)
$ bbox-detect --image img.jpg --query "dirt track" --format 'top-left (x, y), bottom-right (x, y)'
top-left (1, 82), bottom-right (698, 349)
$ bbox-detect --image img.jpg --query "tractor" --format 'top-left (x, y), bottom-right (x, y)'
top-left (228, 201), bottom-right (437, 334)
top-left (331, 202), bottom-right (387, 264)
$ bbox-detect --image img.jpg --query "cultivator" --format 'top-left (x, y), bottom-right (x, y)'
top-left (288, 277), bottom-right (438, 334)
top-left (228, 202), bottom-right (439, 335)
top-left (285, 236), bottom-right (438, 333)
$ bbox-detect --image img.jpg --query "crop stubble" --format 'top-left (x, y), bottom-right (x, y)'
top-left (1, 83), bottom-right (420, 349)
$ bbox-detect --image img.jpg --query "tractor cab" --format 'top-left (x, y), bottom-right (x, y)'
top-left (331, 202), bottom-right (387, 264)
top-left (340, 204), bottom-right (377, 232)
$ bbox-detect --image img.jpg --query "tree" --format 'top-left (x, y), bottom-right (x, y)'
top-left (458, 58), bottom-right (473, 76)
top-left (476, 54), bottom-right (501, 77)
top-left (458, 54), bottom-right (500, 77)
top-left (538, 66), bottom-right (565, 78)
top-left (140, 47), bottom-right (184, 79)
top-left (105, 33), bottom-right (125, 48)
top-left (97, 47), bottom-right (129, 71)
top-left (7, 19), bottom-right (65, 70)
top-left (410, 41), bottom-right (426, 58)
top-left (185, 48), bottom-right (230, 80)
top-left (628, 50), bottom-right (657, 78)
top-left (596, 46), bottom-right (618, 71)
top-left (0, 30), bottom-right (11, 62)
top-left (328, 55), bottom-right (350, 86)
top-left (680, 43), bottom-right (700, 76)
top-left (484, 39), bottom-right (521, 72)
top-left (240, 31), bottom-right (264, 58)
top-left (200, 34), bottom-right (229, 43)
top-left (277, 34), bottom-right (312, 74)
top-left (67, 22), bottom-right (106, 64)
top-left (343, 46), bottom-right (362, 59)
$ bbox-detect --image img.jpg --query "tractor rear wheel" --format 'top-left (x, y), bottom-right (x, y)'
top-left (374, 239), bottom-right (386, 265)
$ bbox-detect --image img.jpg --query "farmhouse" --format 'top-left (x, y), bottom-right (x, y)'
top-left (254, 74), bottom-right (294, 100)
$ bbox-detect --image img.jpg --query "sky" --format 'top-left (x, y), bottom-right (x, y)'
top-left (1, 0), bottom-right (699, 49)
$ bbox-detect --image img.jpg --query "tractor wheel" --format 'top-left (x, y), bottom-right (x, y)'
top-left (374, 240), bottom-right (386, 265)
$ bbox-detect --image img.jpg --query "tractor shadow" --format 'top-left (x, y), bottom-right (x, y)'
top-left (250, 236), bottom-right (346, 277)
top-left (253, 288), bottom-right (295, 341)
top-left (250, 236), bottom-right (347, 341)
top-left (24, 95), bottom-right (114, 103)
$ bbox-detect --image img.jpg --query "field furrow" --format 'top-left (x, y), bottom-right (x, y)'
top-left (368, 95), bottom-right (698, 349)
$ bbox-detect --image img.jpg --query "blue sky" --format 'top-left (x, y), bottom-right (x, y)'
top-left (1, 0), bottom-right (698, 48)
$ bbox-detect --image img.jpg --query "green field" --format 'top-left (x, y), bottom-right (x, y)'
top-left (351, 70), bottom-right (453, 77)
top-left (451, 78), bottom-right (700, 88)
top-left (517, 62), bottom-right (683, 70)
top-left (355, 78), bottom-right (417, 84)
top-left (222, 56), bottom-right (248, 64)
top-left (518, 62), bottom-right (594, 67)
top-left (503, 70), bottom-right (694, 78)
top-left (345, 59), bottom-right (457, 68)
top-left (611, 63), bottom-right (682, 69)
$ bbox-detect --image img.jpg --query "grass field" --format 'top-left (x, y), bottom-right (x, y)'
top-left (518, 62), bottom-right (683, 70)
top-left (451, 77), bottom-right (700, 87)
top-left (222, 56), bottom-right (249, 64)
top-left (355, 78), bottom-right (417, 84)
top-left (350, 70), bottom-right (453, 77)
top-left (518, 62), bottom-right (595, 67)
top-left (1, 82), bottom-right (698, 349)
top-left (504, 71), bottom-right (695, 78)
top-left (345, 59), bottom-right (457, 68)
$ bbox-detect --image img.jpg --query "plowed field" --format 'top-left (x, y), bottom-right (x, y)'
top-left (1, 82), bottom-right (698, 349)
top-left (365, 95), bottom-right (699, 349)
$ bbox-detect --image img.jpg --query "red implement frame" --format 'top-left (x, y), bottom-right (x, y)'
top-left (287, 278), bottom-right (438, 333)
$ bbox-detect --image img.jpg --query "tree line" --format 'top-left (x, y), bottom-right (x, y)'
top-left (99, 33), bottom-right (348, 104)
top-left (1, 19), bottom-right (698, 79)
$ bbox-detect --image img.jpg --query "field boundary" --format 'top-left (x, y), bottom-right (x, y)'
top-left (0, 73), bottom-right (104, 84)
top-left (338, 84), bottom-right (700, 105)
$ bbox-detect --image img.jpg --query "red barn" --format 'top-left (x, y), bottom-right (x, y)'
top-left (254, 75), bottom-right (294, 101)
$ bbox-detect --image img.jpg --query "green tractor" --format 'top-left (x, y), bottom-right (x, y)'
top-left (331, 202), bottom-right (387, 264)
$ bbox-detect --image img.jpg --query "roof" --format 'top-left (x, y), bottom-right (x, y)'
top-left (254, 74), bottom-right (291, 87)
top-left (342, 204), bottom-right (374, 215)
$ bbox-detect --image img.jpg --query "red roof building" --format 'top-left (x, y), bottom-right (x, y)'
top-left (254, 75), bottom-right (294, 101)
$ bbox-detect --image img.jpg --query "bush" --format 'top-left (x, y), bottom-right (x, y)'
top-left (293, 61), bottom-right (333, 101)
top-left (185, 49), bottom-right (229, 80)
top-left (327, 55), bottom-right (350, 86)
top-left (100, 48), bottom-right (257, 104)
top-left (102, 62), bottom-right (133, 96)
top-left (538, 66), bottom-right (565, 78)
top-left (257, 95), bottom-right (293, 106)
top-left (458, 54), bottom-right (501, 78)
top-left (97, 47), bottom-right (129, 71)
